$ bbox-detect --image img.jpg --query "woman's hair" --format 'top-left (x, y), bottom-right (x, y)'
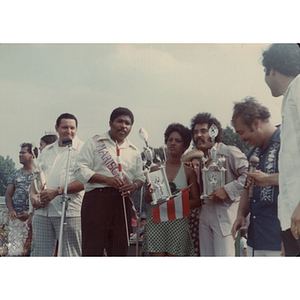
top-left (41, 134), bottom-right (58, 145)
top-left (164, 123), bottom-right (191, 150)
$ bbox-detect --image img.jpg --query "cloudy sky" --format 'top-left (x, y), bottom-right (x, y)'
top-left (0, 43), bottom-right (284, 167)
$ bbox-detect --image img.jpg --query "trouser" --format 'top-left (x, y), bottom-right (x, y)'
top-left (247, 245), bottom-right (281, 257)
top-left (199, 203), bottom-right (235, 256)
top-left (8, 218), bottom-right (29, 256)
top-left (281, 228), bottom-right (300, 256)
top-left (31, 215), bottom-right (82, 257)
top-left (81, 187), bottom-right (132, 256)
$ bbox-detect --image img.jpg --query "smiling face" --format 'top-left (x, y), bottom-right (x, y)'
top-left (55, 118), bottom-right (78, 146)
top-left (193, 123), bottom-right (213, 155)
top-left (233, 116), bottom-right (262, 148)
top-left (109, 114), bottom-right (132, 144)
top-left (166, 131), bottom-right (186, 157)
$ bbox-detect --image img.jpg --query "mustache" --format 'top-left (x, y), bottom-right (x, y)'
top-left (196, 137), bottom-right (204, 143)
top-left (117, 129), bottom-right (127, 133)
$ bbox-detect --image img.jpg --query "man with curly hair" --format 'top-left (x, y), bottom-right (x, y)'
top-left (231, 97), bottom-right (282, 256)
top-left (262, 44), bottom-right (300, 255)
top-left (191, 112), bottom-right (248, 256)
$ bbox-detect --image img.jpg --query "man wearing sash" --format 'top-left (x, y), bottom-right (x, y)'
top-left (75, 107), bottom-right (145, 256)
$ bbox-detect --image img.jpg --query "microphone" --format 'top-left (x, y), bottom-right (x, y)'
top-left (249, 156), bottom-right (259, 198)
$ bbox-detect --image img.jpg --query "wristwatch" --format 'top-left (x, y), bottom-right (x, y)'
top-left (57, 186), bottom-right (63, 195)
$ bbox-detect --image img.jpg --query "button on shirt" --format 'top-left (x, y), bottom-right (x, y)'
top-left (247, 127), bottom-right (281, 251)
top-left (279, 74), bottom-right (300, 230)
top-left (34, 136), bottom-right (85, 217)
top-left (74, 131), bottom-right (145, 192)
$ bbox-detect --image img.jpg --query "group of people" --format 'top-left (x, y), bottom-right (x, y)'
top-left (3, 43), bottom-right (300, 257)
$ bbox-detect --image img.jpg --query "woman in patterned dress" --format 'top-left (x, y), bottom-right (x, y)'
top-left (182, 149), bottom-right (204, 256)
top-left (142, 123), bottom-right (201, 256)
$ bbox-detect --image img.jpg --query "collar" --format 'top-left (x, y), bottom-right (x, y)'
top-left (96, 131), bottom-right (139, 151)
top-left (47, 135), bottom-right (81, 151)
top-left (269, 126), bottom-right (281, 143)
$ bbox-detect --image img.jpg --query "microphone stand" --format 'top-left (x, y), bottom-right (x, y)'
top-left (249, 156), bottom-right (259, 257)
top-left (57, 138), bottom-right (73, 257)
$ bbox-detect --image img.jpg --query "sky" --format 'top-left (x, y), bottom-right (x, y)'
top-left (0, 43), bottom-right (284, 167)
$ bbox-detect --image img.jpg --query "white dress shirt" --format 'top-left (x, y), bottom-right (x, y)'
top-left (74, 131), bottom-right (145, 192)
top-left (34, 136), bottom-right (85, 217)
top-left (278, 74), bottom-right (300, 230)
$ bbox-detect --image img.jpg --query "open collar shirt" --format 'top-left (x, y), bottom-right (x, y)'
top-left (278, 74), bottom-right (300, 230)
top-left (34, 136), bottom-right (85, 217)
top-left (74, 131), bottom-right (145, 192)
top-left (247, 127), bottom-right (281, 250)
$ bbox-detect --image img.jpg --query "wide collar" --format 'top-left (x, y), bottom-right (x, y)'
top-left (96, 131), bottom-right (138, 151)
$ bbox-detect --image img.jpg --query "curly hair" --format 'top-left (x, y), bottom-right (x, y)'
top-left (164, 123), bottom-right (191, 150)
top-left (190, 112), bottom-right (223, 143)
top-left (231, 97), bottom-right (270, 127)
top-left (262, 43), bottom-right (300, 77)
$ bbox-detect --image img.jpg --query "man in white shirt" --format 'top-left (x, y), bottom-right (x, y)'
top-left (262, 44), bottom-right (300, 255)
top-left (75, 107), bottom-right (145, 256)
top-left (29, 113), bottom-right (85, 256)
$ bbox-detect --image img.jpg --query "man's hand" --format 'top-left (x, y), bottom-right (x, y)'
top-left (245, 170), bottom-right (278, 188)
top-left (291, 202), bottom-right (300, 239)
top-left (119, 183), bottom-right (137, 197)
top-left (30, 193), bottom-right (47, 209)
top-left (17, 211), bottom-right (29, 222)
top-left (209, 187), bottom-right (228, 203)
top-left (8, 210), bottom-right (18, 221)
top-left (231, 217), bottom-right (247, 239)
top-left (105, 176), bottom-right (125, 190)
top-left (39, 188), bottom-right (59, 204)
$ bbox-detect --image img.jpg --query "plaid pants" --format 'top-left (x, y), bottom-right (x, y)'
top-left (31, 214), bottom-right (82, 257)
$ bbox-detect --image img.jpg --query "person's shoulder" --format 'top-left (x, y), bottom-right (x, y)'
top-left (218, 142), bottom-right (243, 155)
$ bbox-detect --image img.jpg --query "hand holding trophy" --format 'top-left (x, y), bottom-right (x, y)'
top-left (201, 124), bottom-right (226, 200)
top-left (139, 128), bottom-right (172, 205)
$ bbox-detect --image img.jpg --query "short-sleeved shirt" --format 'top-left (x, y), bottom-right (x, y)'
top-left (7, 168), bottom-right (34, 213)
top-left (247, 127), bottom-right (282, 251)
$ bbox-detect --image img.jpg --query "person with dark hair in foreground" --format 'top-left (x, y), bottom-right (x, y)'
top-left (142, 123), bottom-right (200, 256)
top-left (29, 113), bottom-right (85, 256)
top-left (191, 112), bottom-right (248, 256)
top-left (231, 97), bottom-right (282, 256)
top-left (5, 143), bottom-right (38, 256)
top-left (261, 43), bottom-right (300, 255)
top-left (75, 107), bottom-right (145, 256)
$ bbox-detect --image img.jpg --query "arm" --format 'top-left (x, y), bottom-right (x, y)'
top-left (185, 166), bottom-right (201, 209)
top-left (5, 183), bottom-right (17, 220)
top-left (39, 180), bottom-right (84, 204)
top-left (223, 146), bottom-right (248, 202)
top-left (231, 188), bottom-right (250, 239)
top-left (245, 171), bottom-right (278, 188)
top-left (291, 201), bottom-right (300, 239)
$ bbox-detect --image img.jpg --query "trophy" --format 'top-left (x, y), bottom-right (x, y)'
top-left (139, 127), bottom-right (172, 205)
top-left (201, 124), bottom-right (226, 200)
top-left (31, 143), bottom-right (47, 193)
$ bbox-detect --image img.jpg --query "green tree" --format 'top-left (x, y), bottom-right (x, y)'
top-left (0, 155), bottom-right (16, 196)
top-left (223, 125), bottom-right (252, 157)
